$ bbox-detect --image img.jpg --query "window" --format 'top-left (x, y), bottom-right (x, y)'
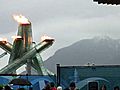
top-left (88, 81), bottom-right (98, 90)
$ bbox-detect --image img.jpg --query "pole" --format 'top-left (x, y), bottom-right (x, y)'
top-left (18, 23), bottom-right (33, 75)
top-left (56, 64), bottom-right (60, 86)
top-left (0, 41), bottom-right (12, 54)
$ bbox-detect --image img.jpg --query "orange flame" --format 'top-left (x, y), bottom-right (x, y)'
top-left (11, 36), bottom-right (22, 40)
top-left (13, 15), bottom-right (30, 24)
top-left (0, 38), bottom-right (7, 42)
top-left (41, 35), bottom-right (54, 42)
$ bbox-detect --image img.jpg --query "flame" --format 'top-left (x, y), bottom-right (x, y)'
top-left (11, 36), bottom-right (22, 40)
top-left (41, 35), bottom-right (54, 42)
top-left (13, 15), bottom-right (30, 24)
top-left (0, 38), bottom-right (7, 42)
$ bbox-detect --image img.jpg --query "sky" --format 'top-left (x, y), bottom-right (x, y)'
top-left (0, 0), bottom-right (120, 71)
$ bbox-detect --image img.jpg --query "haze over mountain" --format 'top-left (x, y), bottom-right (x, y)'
top-left (44, 36), bottom-right (120, 73)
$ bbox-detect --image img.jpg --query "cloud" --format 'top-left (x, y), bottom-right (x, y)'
top-left (0, 0), bottom-right (120, 69)
top-left (33, 14), bottom-right (120, 40)
top-left (1, 0), bottom-right (120, 33)
top-left (31, 14), bottom-right (120, 60)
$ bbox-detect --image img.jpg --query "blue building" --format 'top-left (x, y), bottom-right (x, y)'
top-left (58, 65), bottom-right (120, 90)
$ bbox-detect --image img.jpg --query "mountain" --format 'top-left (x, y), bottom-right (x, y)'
top-left (44, 36), bottom-right (120, 73)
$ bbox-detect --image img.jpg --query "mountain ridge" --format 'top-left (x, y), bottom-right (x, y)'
top-left (44, 36), bottom-right (120, 73)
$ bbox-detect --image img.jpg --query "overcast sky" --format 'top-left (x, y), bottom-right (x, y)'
top-left (0, 0), bottom-right (120, 70)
